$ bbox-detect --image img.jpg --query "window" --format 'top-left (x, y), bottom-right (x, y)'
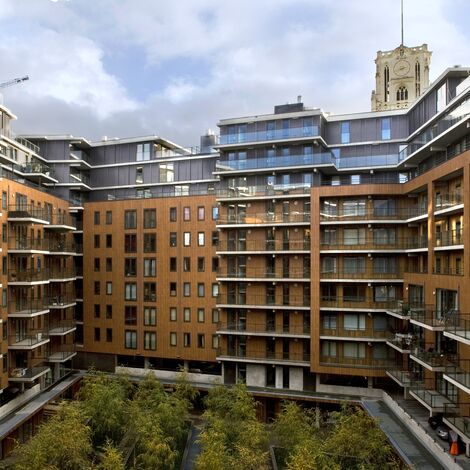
top-left (175, 185), bottom-right (189, 196)
top-left (159, 163), bottom-right (174, 182)
top-left (322, 313), bottom-right (337, 329)
top-left (321, 257), bottom-right (337, 273)
top-left (343, 228), bottom-right (365, 245)
top-left (125, 306), bottom-right (137, 325)
top-left (381, 118), bottom-right (391, 140)
top-left (106, 328), bottom-right (112, 342)
top-left (1, 192), bottom-right (6, 210)
top-left (197, 206), bottom-right (205, 221)
top-left (197, 283), bottom-right (205, 297)
top-left (125, 330), bottom-right (137, 349)
top-left (94, 304), bottom-right (100, 318)
top-left (374, 285), bottom-right (396, 302)
top-left (125, 283), bottom-right (137, 300)
top-left (144, 258), bottom-right (156, 277)
top-left (183, 283), bottom-right (191, 297)
top-left (212, 206), bottom-right (219, 220)
top-left (169, 232), bottom-right (177, 247)
top-left (189, 257), bottom-right (202, 274)
top-left (198, 232), bottom-right (205, 246)
top-left (197, 308), bottom-right (205, 323)
top-left (170, 207), bottom-right (177, 222)
top-left (170, 282), bottom-right (177, 296)
top-left (144, 307), bottom-right (156, 326)
top-left (106, 234), bottom-right (112, 248)
top-left (144, 209), bottom-right (156, 228)
top-left (340, 122), bottom-right (350, 144)
top-left (212, 231), bottom-right (219, 246)
top-left (373, 228), bottom-right (396, 245)
top-left (106, 258), bottom-right (112, 272)
top-left (144, 282), bottom-right (156, 302)
top-left (374, 199), bottom-right (396, 217)
top-left (144, 332), bottom-right (156, 350)
top-left (170, 257), bottom-right (177, 272)
top-left (170, 332), bottom-right (177, 346)
top-left (125, 258), bottom-right (137, 276)
top-left (344, 342), bottom-right (365, 358)
top-left (124, 210), bottom-right (137, 229)
top-left (2, 224), bottom-right (6, 243)
top-left (170, 307), bottom-right (177, 322)
top-left (344, 257), bottom-right (365, 274)
top-left (125, 234), bottom-right (137, 252)
top-left (322, 341), bottom-right (336, 357)
top-left (106, 282), bottom-right (112, 295)
top-left (212, 335), bottom-right (219, 349)
top-left (106, 304), bottom-right (112, 319)
top-left (144, 233), bottom-right (156, 252)
top-left (212, 257), bottom-right (219, 273)
top-left (344, 313), bottom-right (366, 330)
top-left (136, 143), bottom-right (150, 161)
top-left (183, 207), bottom-right (191, 221)
top-left (106, 211), bottom-right (112, 224)
top-left (94, 328), bottom-right (101, 341)
top-left (184, 333), bottom-right (191, 347)
top-left (437, 82), bottom-right (447, 112)
top-left (373, 257), bottom-right (397, 274)
top-left (183, 257), bottom-right (191, 272)
top-left (197, 334), bottom-right (205, 348)
top-left (136, 166), bottom-right (143, 184)
top-left (184, 308), bottom-right (191, 322)
top-left (94, 235), bottom-right (100, 248)
top-left (212, 283), bottom-right (219, 297)
top-left (183, 232), bottom-right (191, 246)
top-left (94, 281), bottom-right (100, 295)
top-left (94, 211), bottom-right (100, 225)
top-left (396, 86), bottom-right (408, 101)
top-left (212, 308), bottom-right (220, 323)
top-left (94, 258), bottom-right (100, 272)
top-left (343, 199), bottom-right (366, 216)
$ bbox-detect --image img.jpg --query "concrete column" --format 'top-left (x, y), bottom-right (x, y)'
top-left (289, 367), bottom-right (303, 391)
top-left (275, 366), bottom-right (283, 388)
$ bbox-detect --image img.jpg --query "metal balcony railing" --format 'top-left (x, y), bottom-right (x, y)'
top-left (48, 294), bottom-right (76, 307)
top-left (217, 348), bottom-right (310, 364)
top-left (320, 268), bottom-right (402, 280)
top-left (8, 268), bottom-right (49, 283)
top-left (217, 183), bottom-right (311, 199)
top-left (48, 240), bottom-right (76, 253)
top-left (410, 307), bottom-right (459, 328)
top-left (409, 378), bottom-right (456, 409)
top-left (320, 296), bottom-right (397, 310)
top-left (47, 344), bottom-right (76, 362)
top-left (8, 204), bottom-right (49, 222)
top-left (218, 125), bottom-right (319, 145)
top-left (48, 320), bottom-right (76, 335)
top-left (9, 331), bottom-right (49, 347)
top-left (320, 236), bottom-right (428, 251)
top-left (320, 206), bottom-right (426, 222)
top-left (435, 191), bottom-right (462, 211)
top-left (218, 268), bottom-right (309, 279)
top-left (435, 229), bottom-right (464, 247)
top-left (217, 293), bottom-right (310, 308)
top-left (9, 298), bottom-right (49, 316)
top-left (443, 403), bottom-right (470, 439)
top-left (217, 212), bottom-right (310, 225)
top-left (411, 347), bottom-right (458, 369)
top-left (49, 267), bottom-right (76, 280)
top-left (320, 326), bottom-right (393, 339)
top-left (8, 237), bottom-right (49, 251)
top-left (47, 212), bottom-right (76, 227)
top-left (216, 322), bottom-right (310, 335)
top-left (218, 239), bottom-right (310, 251)
top-left (386, 368), bottom-right (422, 387)
top-left (319, 355), bottom-right (396, 368)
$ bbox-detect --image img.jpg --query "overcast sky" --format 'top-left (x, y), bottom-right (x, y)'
top-left (1, 0), bottom-right (469, 147)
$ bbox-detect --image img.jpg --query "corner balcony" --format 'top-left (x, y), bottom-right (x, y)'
top-left (434, 229), bottom-right (464, 250)
top-left (48, 320), bottom-right (76, 336)
top-left (409, 307), bottom-right (457, 331)
top-left (8, 298), bottom-right (49, 318)
top-left (386, 368), bottom-right (421, 387)
top-left (443, 403), bottom-right (470, 443)
top-left (9, 366), bottom-right (51, 383)
top-left (9, 331), bottom-right (49, 350)
top-left (385, 301), bottom-right (420, 320)
top-left (386, 333), bottom-right (415, 353)
top-left (47, 345), bottom-right (76, 363)
top-left (444, 362), bottom-right (470, 395)
top-left (216, 212), bottom-right (310, 228)
top-left (216, 322), bottom-right (310, 338)
top-left (14, 162), bottom-right (57, 184)
top-left (320, 268), bottom-right (403, 283)
top-left (45, 213), bottom-right (76, 231)
top-left (216, 293), bottom-right (310, 310)
top-left (319, 355), bottom-right (396, 369)
top-left (217, 268), bottom-right (309, 282)
top-left (320, 296), bottom-right (396, 312)
top-left (444, 315), bottom-right (470, 345)
top-left (217, 239), bottom-right (310, 254)
top-left (434, 191), bottom-right (463, 216)
top-left (7, 205), bottom-right (50, 225)
top-left (319, 326), bottom-right (393, 342)
top-left (216, 348), bottom-right (310, 367)
top-left (409, 347), bottom-right (458, 372)
top-left (49, 267), bottom-right (76, 282)
top-left (8, 237), bottom-right (49, 254)
top-left (8, 268), bottom-right (50, 285)
top-left (409, 379), bottom-right (456, 413)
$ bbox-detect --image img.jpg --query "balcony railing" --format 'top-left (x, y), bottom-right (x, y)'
top-left (320, 207), bottom-right (426, 222)
top-left (47, 344), bottom-right (76, 362)
top-left (217, 348), bottom-right (310, 364)
top-left (320, 236), bottom-right (428, 251)
top-left (48, 320), bottom-right (76, 335)
top-left (48, 240), bottom-right (76, 253)
top-left (49, 267), bottom-right (76, 280)
top-left (8, 268), bottom-right (49, 283)
top-left (319, 355), bottom-right (396, 368)
top-left (217, 212), bottom-right (310, 225)
top-left (444, 360), bottom-right (470, 392)
top-left (320, 268), bottom-right (402, 280)
top-left (435, 229), bottom-right (463, 247)
top-left (9, 298), bottom-right (49, 316)
top-left (8, 237), bottom-right (49, 251)
top-left (218, 239), bottom-right (310, 252)
top-left (432, 266), bottom-right (464, 276)
top-left (411, 348), bottom-right (458, 370)
top-left (48, 294), bottom-right (76, 307)
top-left (217, 293), bottom-right (310, 308)
top-left (444, 316), bottom-right (470, 343)
top-left (386, 334), bottom-right (415, 351)
top-left (9, 366), bottom-right (50, 381)
top-left (320, 296), bottom-right (397, 310)
top-left (409, 378), bottom-right (456, 410)
top-left (8, 205), bottom-right (50, 222)
top-left (410, 308), bottom-right (459, 329)
top-left (386, 368), bottom-right (422, 387)
top-left (9, 331), bottom-right (49, 348)
top-left (15, 162), bottom-right (54, 178)
top-left (444, 403), bottom-right (470, 439)
top-left (219, 125), bottom-right (319, 145)
top-left (216, 322), bottom-right (310, 335)
top-left (47, 212), bottom-right (76, 228)
top-left (218, 268), bottom-right (309, 279)
top-left (320, 326), bottom-right (393, 339)
top-left (385, 301), bottom-right (426, 318)
top-left (217, 183), bottom-right (311, 199)
top-left (435, 192), bottom-right (463, 211)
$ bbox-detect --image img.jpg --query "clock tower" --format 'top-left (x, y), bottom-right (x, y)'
top-left (371, 43), bottom-right (432, 111)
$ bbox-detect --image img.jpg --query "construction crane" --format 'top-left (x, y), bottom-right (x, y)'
top-left (0, 76), bottom-right (29, 89)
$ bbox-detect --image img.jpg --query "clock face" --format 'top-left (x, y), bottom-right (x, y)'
top-left (393, 59), bottom-right (410, 76)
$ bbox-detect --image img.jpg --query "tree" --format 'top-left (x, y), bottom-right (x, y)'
top-left (96, 440), bottom-right (125, 470)
top-left (13, 402), bottom-right (92, 470)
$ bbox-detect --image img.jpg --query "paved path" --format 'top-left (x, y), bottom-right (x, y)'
top-left (181, 423), bottom-right (202, 470)
top-left (363, 400), bottom-right (444, 469)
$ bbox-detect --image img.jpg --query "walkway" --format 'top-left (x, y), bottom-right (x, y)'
top-left (180, 421), bottom-right (202, 470)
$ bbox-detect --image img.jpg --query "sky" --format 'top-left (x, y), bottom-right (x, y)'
top-left (0, 0), bottom-right (469, 148)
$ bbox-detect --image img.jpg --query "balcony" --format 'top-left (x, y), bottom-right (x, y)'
top-left (9, 366), bottom-right (51, 382)
top-left (8, 298), bottom-right (49, 318)
top-left (443, 403), bottom-right (470, 442)
top-left (49, 267), bottom-right (76, 282)
top-left (319, 355), bottom-right (396, 369)
top-left (434, 229), bottom-right (464, 249)
top-left (216, 322), bottom-right (310, 338)
top-left (385, 301), bottom-right (424, 320)
top-left (444, 362), bottom-right (470, 395)
top-left (48, 320), bottom-right (76, 336)
top-left (217, 212), bottom-right (310, 227)
top-left (320, 297), bottom-right (396, 311)
top-left (386, 333), bottom-right (415, 353)
top-left (8, 205), bottom-right (50, 224)
top-left (409, 379), bottom-right (455, 412)
top-left (9, 331), bottom-right (49, 349)
top-left (216, 183), bottom-right (311, 200)
top-left (69, 173), bottom-right (91, 190)
top-left (319, 207), bottom-right (426, 224)
top-left (409, 307), bottom-right (458, 331)
top-left (410, 348), bottom-right (458, 372)
top-left (319, 326), bottom-right (393, 341)
top-left (8, 268), bottom-right (49, 285)
top-left (45, 213), bottom-right (76, 231)
top-left (48, 294), bottom-right (76, 309)
top-left (215, 152), bottom-right (333, 173)
top-left (320, 268), bottom-right (402, 282)
top-left (48, 240), bottom-right (76, 255)
top-left (216, 348), bottom-right (310, 367)
top-left (217, 239), bottom-right (310, 253)
top-left (217, 268), bottom-right (309, 281)
top-left (386, 368), bottom-right (422, 387)
top-left (218, 125), bottom-right (319, 146)
top-left (432, 266), bottom-right (464, 276)
top-left (434, 191), bottom-right (463, 214)
top-left (8, 237), bottom-right (49, 253)
top-left (320, 236), bottom-right (428, 253)
top-left (217, 293), bottom-right (310, 310)
top-left (444, 315), bottom-right (470, 346)
top-left (14, 162), bottom-right (57, 184)
top-left (47, 345), bottom-right (76, 363)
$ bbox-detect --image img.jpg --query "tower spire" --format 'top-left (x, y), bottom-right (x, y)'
top-left (401, 0), bottom-right (404, 45)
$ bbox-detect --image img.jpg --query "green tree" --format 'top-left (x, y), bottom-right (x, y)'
top-left (96, 440), bottom-right (125, 470)
top-left (13, 402), bottom-right (92, 470)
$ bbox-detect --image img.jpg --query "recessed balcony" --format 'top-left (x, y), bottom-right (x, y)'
top-left (216, 348), bottom-right (310, 367)
top-left (217, 239), bottom-right (310, 254)
top-left (434, 191), bottom-right (463, 215)
top-left (216, 212), bottom-right (310, 227)
top-left (217, 268), bottom-right (309, 282)
top-left (216, 184), bottom-right (311, 201)
top-left (319, 326), bottom-right (393, 342)
top-left (320, 268), bottom-right (403, 282)
top-left (216, 322), bottom-right (310, 338)
top-left (319, 355), bottom-right (396, 369)
top-left (434, 229), bottom-right (464, 250)
top-left (8, 237), bottom-right (49, 254)
top-left (8, 268), bottom-right (50, 285)
top-left (216, 293), bottom-right (310, 310)
top-left (7, 205), bottom-right (50, 225)
top-left (320, 296), bottom-right (396, 312)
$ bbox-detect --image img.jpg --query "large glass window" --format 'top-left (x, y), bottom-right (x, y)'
top-left (125, 330), bottom-right (137, 349)
top-left (144, 307), bottom-right (156, 326)
top-left (124, 210), bottom-right (137, 229)
top-left (143, 209), bottom-right (156, 228)
top-left (340, 122), bottom-right (350, 144)
top-left (159, 163), bottom-right (174, 182)
top-left (144, 332), bottom-right (156, 350)
top-left (144, 258), bottom-right (156, 277)
top-left (381, 118), bottom-right (391, 140)
top-left (344, 257), bottom-right (365, 273)
top-left (125, 283), bottom-right (137, 301)
top-left (343, 228), bottom-right (365, 245)
top-left (344, 313), bottom-right (366, 330)
top-left (136, 143), bottom-right (150, 161)
top-left (343, 199), bottom-right (366, 216)
top-left (344, 342), bottom-right (365, 358)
